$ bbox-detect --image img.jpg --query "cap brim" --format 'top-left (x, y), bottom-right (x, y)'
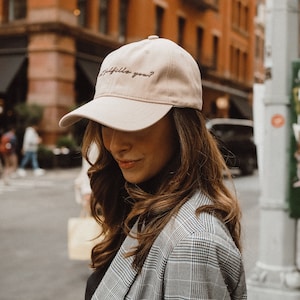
top-left (59, 97), bottom-right (173, 131)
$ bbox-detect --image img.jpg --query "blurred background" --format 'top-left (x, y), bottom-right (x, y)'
top-left (0, 0), bottom-right (264, 154)
top-left (3, 1), bottom-right (300, 300)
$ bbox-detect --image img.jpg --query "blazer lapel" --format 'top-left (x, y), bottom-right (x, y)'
top-left (92, 223), bottom-right (139, 300)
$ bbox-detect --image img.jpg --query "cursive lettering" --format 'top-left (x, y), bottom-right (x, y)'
top-left (132, 71), bottom-right (154, 78)
top-left (98, 66), bottom-right (154, 79)
top-left (99, 66), bottom-right (132, 77)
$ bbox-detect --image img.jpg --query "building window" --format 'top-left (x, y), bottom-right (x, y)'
top-left (230, 45), bottom-right (239, 79)
top-left (237, 1), bottom-right (241, 28)
top-left (255, 35), bottom-right (260, 58)
top-left (119, 0), bottom-right (129, 43)
top-left (177, 16), bottom-right (186, 47)
top-left (196, 27), bottom-right (204, 64)
top-left (155, 6), bottom-right (164, 37)
top-left (8, 0), bottom-right (26, 21)
top-left (231, 0), bottom-right (237, 26)
top-left (99, 0), bottom-right (108, 34)
top-left (236, 48), bottom-right (240, 79)
top-left (243, 6), bottom-right (249, 32)
top-left (230, 46), bottom-right (234, 75)
top-left (260, 37), bottom-right (264, 62)
top-left (232, 0), bottom-right (249, 33)
top-left (212, 35), bottom-right (219, 70)
top-left (77, 0), bottom-right (87, 27)
top-left (243, 52), bottom-right (247, 81)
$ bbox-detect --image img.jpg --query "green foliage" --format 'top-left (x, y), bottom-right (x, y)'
top-left (38, 144), bottom-right (53, 156)
top-left (56, 135), bottom-right (77, 150)
top-left (14, 103), bottom-right (44, 127)
top-left (37, 144), bottom-right (55, 169)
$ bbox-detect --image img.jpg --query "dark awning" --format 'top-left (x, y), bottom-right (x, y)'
top-left (77, 58), bottom-right (101, 86)
top-left (230, 97), bottom-right (253, 119)
top-left (0, 54), bottom-right (26, 94)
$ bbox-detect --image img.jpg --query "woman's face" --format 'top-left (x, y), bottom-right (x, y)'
top-left (102, 114), bottom-right (177, 184)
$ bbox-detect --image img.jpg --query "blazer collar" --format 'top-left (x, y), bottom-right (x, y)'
top-left (92, 223), bottom-right (139, 299)
top-left (92, 191), bottom-right (211, 299)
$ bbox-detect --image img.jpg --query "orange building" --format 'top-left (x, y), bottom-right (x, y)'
top-left (253, 0), bottom-right (265, 83)
top-left (0, 0), bottom-right (262, 146)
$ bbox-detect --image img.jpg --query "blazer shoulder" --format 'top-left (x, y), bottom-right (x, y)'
top-left (150, 191), bottom-right (239, 267)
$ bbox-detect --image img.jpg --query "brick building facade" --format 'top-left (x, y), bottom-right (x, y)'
top-left (0, 0), bottom-right (264, 146)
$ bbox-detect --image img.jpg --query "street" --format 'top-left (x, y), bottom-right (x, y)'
top-left (0, 168), bottom-right (260, 300)
top-left (234, 172), bottom-right (260, 276)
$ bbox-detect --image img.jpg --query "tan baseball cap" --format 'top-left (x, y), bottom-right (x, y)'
top-left (59, 35), bottom-right (203, 131)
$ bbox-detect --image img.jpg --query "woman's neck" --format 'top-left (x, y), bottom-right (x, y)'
top-left (135, 154), bottom-right (180, 194)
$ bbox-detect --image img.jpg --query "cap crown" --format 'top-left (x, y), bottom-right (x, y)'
top-left (94, 36), bottom-right (202, 110)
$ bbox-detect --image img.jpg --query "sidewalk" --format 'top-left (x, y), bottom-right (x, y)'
top-left (0, 169), bottom-right (260, 300)
top-left (0, 166), bottom-right (90, 300)
top-left (19, 166), bottom-right (81, 178)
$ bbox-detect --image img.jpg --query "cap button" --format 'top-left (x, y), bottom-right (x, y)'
top-left (148, 35), bottom-right (159, 40)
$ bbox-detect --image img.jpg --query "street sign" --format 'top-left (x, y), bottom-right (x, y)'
top-left (271, 114), bottom-right (285, 128)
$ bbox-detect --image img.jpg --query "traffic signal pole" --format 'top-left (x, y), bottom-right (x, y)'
top-left (247, 0), bottom-right (300, 299)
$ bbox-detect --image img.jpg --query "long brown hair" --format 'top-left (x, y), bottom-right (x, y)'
top-left (82, 108), bottom-right (241, 272)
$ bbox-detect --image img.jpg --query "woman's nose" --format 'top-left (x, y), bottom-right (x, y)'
top-left (104, 128), bottom-right (131, 154)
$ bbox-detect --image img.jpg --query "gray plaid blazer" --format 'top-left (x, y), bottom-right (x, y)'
top-left (92, 191), bottom-right (247, 299)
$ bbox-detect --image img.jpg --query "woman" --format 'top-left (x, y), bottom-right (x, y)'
top-left (60, 36), bottom-right (247, 299)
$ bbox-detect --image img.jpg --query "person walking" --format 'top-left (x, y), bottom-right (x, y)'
top-left (0, 126), bottom-right (18, 185)
top-left (18, 122), bottom-right (45, 177)
top-left (60, 36), bottom-right (247, 299)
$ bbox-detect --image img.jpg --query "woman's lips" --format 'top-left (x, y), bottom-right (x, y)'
top-left (117, 159), bottom-right (139, 169)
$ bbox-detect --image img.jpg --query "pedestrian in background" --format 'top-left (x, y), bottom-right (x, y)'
top-left (18, 122), bottom-right (45, 177)
top-left (60, 36), bottom-right (247, 299)
top-left (0, 126), bottom-right (18, 185)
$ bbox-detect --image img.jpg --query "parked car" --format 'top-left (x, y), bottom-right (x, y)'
top-left (206, 118), bottom-right (257, 175)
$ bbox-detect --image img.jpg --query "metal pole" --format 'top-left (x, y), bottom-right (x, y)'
top-left (247, 0), bottom-right (300, 299)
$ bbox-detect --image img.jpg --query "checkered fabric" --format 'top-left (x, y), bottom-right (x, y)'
top-left (92, 191), bottom-right (247, 300)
